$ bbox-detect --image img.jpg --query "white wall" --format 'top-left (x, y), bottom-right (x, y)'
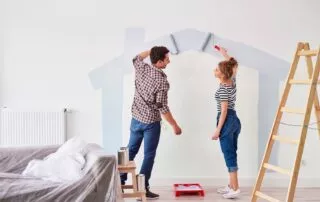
top-left (2, 0), bottom-right (320, 186)
top-left (122, 51), bottom-right (259, 185)
top-left (0, 1), bottom-right (4, 107)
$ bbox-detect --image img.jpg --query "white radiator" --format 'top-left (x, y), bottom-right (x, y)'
top-left (0, 109), bottom-right (67, 146)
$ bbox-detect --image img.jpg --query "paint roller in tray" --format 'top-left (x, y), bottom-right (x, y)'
top-left (173, 183), bottom-right (205, 197)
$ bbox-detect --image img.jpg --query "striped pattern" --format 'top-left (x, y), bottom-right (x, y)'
top-left (0, 110), bottom-right (66, 146)
top-left (215, 78), bottom-right (237, 112)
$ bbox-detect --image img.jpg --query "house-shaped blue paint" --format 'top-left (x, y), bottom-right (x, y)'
top-left (88, 27), bottom-right (289, 165)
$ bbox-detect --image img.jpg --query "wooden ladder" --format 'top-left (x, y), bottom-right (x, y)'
top-left (251, 42), bottom-right (320, 202)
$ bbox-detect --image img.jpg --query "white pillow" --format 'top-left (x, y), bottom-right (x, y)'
top-left (22, 152), bottom-right (86, 182)
top-left (45, 137), bottom-right (87, 160)
top-left (22, 137), bottom-right (88, 182)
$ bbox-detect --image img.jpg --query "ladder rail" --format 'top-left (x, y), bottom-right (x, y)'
top-left (251, 42), bottom-right (320, 202)
top-left (251, 42), bottom-right (305, 202)
top-left (286, 45), bottom-right (320, 201)
top-left (304, 43), bottom-right (320, 138)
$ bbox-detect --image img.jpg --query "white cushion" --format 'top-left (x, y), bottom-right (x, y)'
top-left (22, 152), bottom-right (85, 182)
top-left (22, 137), bottom-right (88, 182)
top-left (46, 137), bottom-right (87, 159)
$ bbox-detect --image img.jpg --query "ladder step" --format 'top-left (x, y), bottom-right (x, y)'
top-left (298, 50), bottom-right (318, 56)
top-left (263, 163), bottom-right (291, 175)
top-left (255, 191), bottom-right (281, 202)
top-left (281, 107), bottom-right (305, 114)
top-left (289, 79), bottom-right (320, 85)
top-left (272, 135), bottom-right (299, 145)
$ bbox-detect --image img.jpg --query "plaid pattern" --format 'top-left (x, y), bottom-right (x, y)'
top-left (131, 55), bottom-right (170, 124)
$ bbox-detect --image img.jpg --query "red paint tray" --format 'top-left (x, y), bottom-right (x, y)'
top-left (173, 183), bottom-right (205, 197)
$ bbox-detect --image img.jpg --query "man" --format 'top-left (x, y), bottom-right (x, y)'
top-left (120, 46), bottom-right (182, 199)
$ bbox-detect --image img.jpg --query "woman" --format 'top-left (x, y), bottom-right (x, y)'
top-left (212, 46), bottom-right (241, 199)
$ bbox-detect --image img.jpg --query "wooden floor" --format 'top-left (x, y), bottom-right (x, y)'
top-left (124, 186), bottom-right (320, 201)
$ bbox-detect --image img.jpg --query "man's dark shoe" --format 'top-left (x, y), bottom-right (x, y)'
top-left (145, 189), bottom-right (159, 200)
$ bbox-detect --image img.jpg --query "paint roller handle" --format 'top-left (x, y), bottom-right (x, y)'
top-left (214, 45), bottom-right (230, 60)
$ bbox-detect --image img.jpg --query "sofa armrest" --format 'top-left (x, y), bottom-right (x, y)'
top-left (0, 145), bottom-right (59, 173)
top-left (78, 149), bottom-right (119, 202)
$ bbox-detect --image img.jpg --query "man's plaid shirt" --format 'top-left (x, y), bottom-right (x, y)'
top-left (131, 55), bottom-right (170, 124)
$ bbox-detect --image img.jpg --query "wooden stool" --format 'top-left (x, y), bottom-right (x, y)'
top-left (118, 161), bottom-right (146, 202)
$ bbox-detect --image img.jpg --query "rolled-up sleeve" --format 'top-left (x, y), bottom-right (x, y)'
top-left (132, 55), bottom-right (147, 73)
top-left (156, 82), bottom-right (170, 114)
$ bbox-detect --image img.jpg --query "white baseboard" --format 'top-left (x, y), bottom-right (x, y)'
top-left (151, 175), bottom-right (320, 188)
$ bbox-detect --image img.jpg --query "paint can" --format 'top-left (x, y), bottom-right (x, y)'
top-left (120, 146), bottom-right (129, 164)
top-left (136, 174), bottom-right (146, 191)
top-left (118, 149), bottom-right (129, 166)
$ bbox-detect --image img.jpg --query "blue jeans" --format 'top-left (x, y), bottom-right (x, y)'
top-left (120, 118), bottom-right (161, 188)
top-left (217, 109), bottom-right (241, 173)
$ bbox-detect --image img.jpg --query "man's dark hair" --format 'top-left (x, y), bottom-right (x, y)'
top-left (150, 46), bottom-right (170, 64)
